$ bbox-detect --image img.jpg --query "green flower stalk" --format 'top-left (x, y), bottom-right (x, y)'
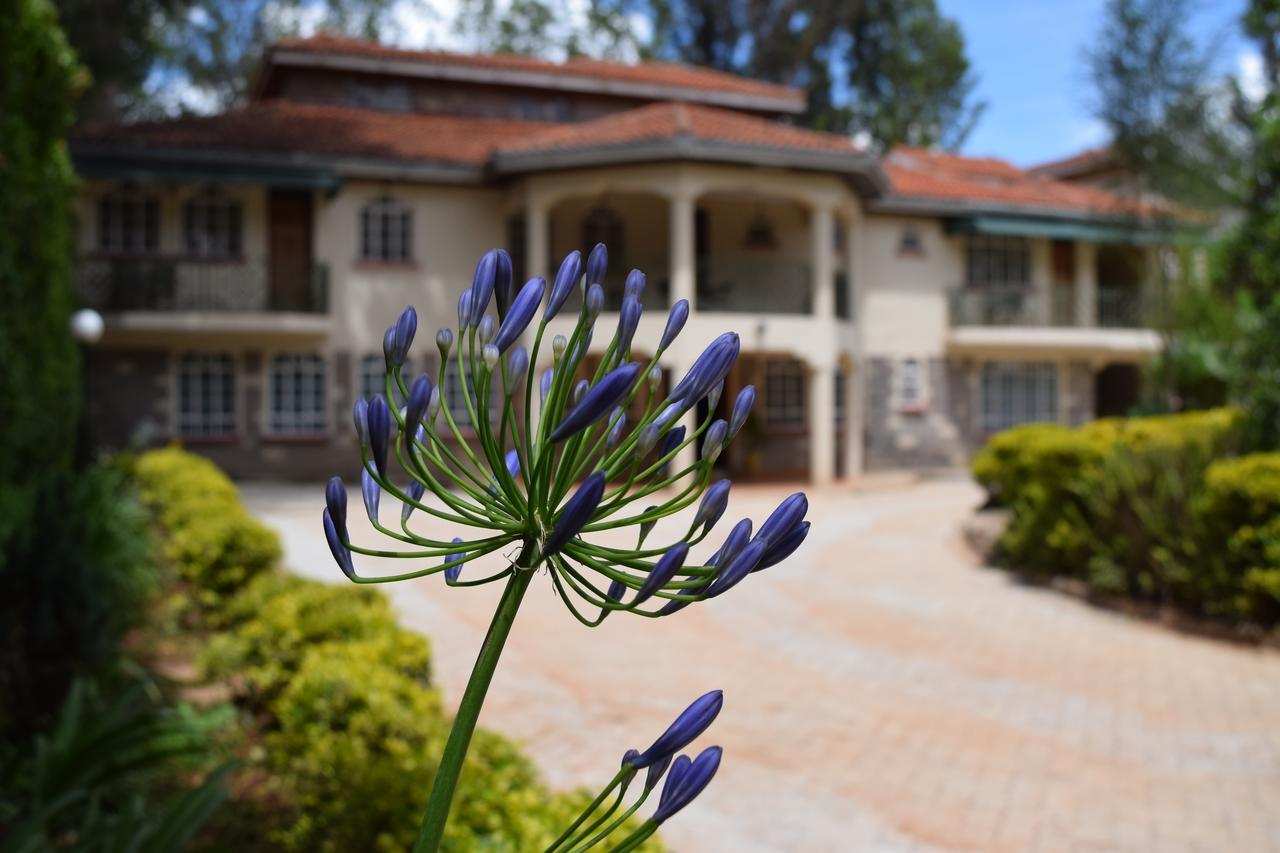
top-left (323, 244), bottom-right (811, 850)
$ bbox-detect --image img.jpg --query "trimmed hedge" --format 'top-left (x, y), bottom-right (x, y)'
top-left (134, 448), bottom-right (661, 851)
top-left (972, 408), bottom-right (1280, 627)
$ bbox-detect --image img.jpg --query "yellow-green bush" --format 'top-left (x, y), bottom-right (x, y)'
top-left (135, 447), bottom-right (280, 607)
top-left (1201, 454), bottom-right (1280, 622)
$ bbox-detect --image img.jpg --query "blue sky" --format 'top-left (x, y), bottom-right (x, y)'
top-left (938, 0), bottom-right (1250, 166)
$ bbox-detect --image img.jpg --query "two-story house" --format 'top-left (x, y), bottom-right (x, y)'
top-left (71, 35), bottom-right (1171, 483)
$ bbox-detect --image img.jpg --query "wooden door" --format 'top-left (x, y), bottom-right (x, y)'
top-left (269, 191), bottom-right (312, 310)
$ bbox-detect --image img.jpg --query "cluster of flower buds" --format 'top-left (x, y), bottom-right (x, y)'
top-left (546, 691), bottom-right (725, 851)
top-left (322, 243), bottom-right (811, 627)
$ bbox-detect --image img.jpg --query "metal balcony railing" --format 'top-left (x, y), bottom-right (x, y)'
top-left (696, 257), bottom-right (812, 314)
top-left (1097, 285), bottom-right (1145, 328)
top-left (76, 257), bottom-right (329, 314)
top-left (949, 284), bottom-right (1076, 327)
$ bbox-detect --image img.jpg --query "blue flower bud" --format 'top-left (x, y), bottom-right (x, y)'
top-left (659, 299), bottom-right (689, 350)
top-left (606, 407), bottom-right (626, 448)
top-left (618, 294), bottom-right (642, 353)
top-left (405, 374), bottom-right (434, 430)
top-left (625, 268), bottom-right (646, 298)
top-left (729, 385), bottom-right (755, 437)
top-left (402, 479), bottom-right (426, 522)
top-left (756, 492), bottom-right (808, 546)
top-left (572, 378), bottom-right (589, 407)
top-left (323, 508), bottom-right (356, 580)
top-left (551, 334), bottom-right (568, 361)
top-left (710, 518), bottom-right (752, 568)
top-left (629, 690), bottom-right (723, 769)
top-left (586, 242), bottom-right (608, 285)
top-left (755, 520), bottom-right (810, 572)
top-left (325, 476), bottom-right (348, 538)
top-left (478, 315), bottom-right (496, 346)
top-left (493, 276), bottom-right (545, 352)
top-left (691, 479), bottom-right (731, 533)
top-left (504, 449), bottom-right (521, 479)
top-left (382, 325), bottom-right (397, 367)
top-left (391, 306), bottom-right (417, 365)
top-left (585, 283), bottom-right (604, 323)
top-left (644, 754), bottom-right (672, 792)
top-left (470, 250), bottom-right (498, 326)
top-left (637, 507), bottom-right (659, 545)
top-left (507, 346), bottom-right (529, 386)
top-left (707, 381), bottom-right (724, 412)
top-left (633, 542), bottom-right (689, 606)
top-left (352, 398), bottom-right (369, 445)
top-left (660, 755), bottom-right (690, 802)
top-left (653, 402), bottom-right (684, 430)
top-left (458, 288), bottom-right (473, 331)
top-left (605, 577), bottom-right (627, 605)
top-left (493, 249), bottom-right (514, 320)
top-left (368, 394), bottom-right (392, 477)
top-left (669, 332), bottom-right (740, 406)
top-left (546, 250), bottom-right (582, 321)
top-left (539, 368), bottom-right (554, 403)
top-left (706, 538), bottom-right (765, 597)
top-left (543, 471), bottom-right (605, 555)
top-left (702, 419), bottom-right (727, 462)
top-left (482, 344), bottom-right (499, 371)
top-left (426, 387), bottom-right (441, 424)
top-left (660, 425), bottom-right (686, 460)
top-left (444, 536), bottom-right (465, 583)
top-left (654, 746), bottom-right (722, 824)
top-left (549, 362), bottom-right (642, 443)
top-left (436, 328), bottom-right (454, 361)
top-left (361, 468), bottom-right (380, 523)
top-left (635, 423), bottom-right (660, 456)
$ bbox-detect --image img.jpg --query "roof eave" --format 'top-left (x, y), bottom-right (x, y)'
top-left (869, 193), bottom-right (1165, 223)
top-left (267, 48), bottom-right (807, 115)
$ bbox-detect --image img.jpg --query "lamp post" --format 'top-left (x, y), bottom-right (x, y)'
top-left (70, 308), bottom-right (103, 465)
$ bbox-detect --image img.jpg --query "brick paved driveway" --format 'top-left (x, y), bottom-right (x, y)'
top-left (242, 475), bottom-right (1280, 852)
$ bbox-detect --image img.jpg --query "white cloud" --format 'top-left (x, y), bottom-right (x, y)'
top-left (1239, 50), bottom-right (1267, 103)
top-left (1068, 116), bottom-right (1109, 148)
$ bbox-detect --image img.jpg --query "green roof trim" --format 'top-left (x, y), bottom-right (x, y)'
top-left (74, 154), bottom-right (341, 191)
top-left (944, 214), bottom-right (1187, 244)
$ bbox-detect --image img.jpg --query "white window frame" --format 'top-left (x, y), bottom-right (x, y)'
top-left (98, 187), bottom-right (159, 254)
top-left (359, 197), bottom-right (413, 262)
top-left (183, 189), bottom-right (243, 258)
top-left (764, 359), bottom-right (806, 427)
top-left (175, 353), bottom-right (236, 438)
top-left (268, 353), bottom-right (328, 435)
top-left (981, 361), bottom-right (1059, 433)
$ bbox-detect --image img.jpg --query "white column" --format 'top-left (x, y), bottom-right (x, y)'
top-left (669, 190), bottom-right (695, 311)
top-left (525, 193), bottom-right (549, 281)
top-left (842, 361), bottom-right (863, 480)
top-left (846, 209), bottom-right (861, 323)
top-left (808, 361), bottom-right (836, 485)
top-left (811, 203), bottom-right (835, 320)
top-left (1074, 240), bottom-right (1097, 328)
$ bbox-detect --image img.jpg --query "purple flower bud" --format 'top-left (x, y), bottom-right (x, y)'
top-left (546, 250), bottom-right (582, 321)
top-left (618, 294), bottom-right (642, 352)
top-left (755, 520), bottom-right (810, 572)
top-left (706, 538), bottom-right (765, 597)
top-left (352, 398), bottom-right (369, 445)
top-left (543, 471), bottom-right (605, 555)
top-left (691, 479), bottom-right (731, 533)
top-left (493, 249), bottom-right (514, 320)
top-left (323, 508), bottom-right (356, 580)
top-left (729, 385), bottom-right (755, 436)
top-left (629, 690), bottom-right (723, 769)
top-left (710, 518), bottom-right (752, 568)
top-left (402, 479), bottom-right (426, 522)
top-left (368, 394), bottom-right (392, 477)
top-left (653, 402), bottom-right (684, 430)
top-left (361, 468), bottom-right (380, 523)
top-left (493, 276), bottom-right (545, 352)
top-left (707, 381), bottom-right (724, 412)
top-left (458, 288), bottom-right (473, 331)
top-left (605, 577), bottom-right (627, 603)
top-left (654, 746), bottom-right (722, 824)
top-left (661, 755), bottom-right (690, 801)
top-left (539, 368), bottom-right (554, 403)
top-left (586, 242), bottom-right (608, 285)
top-left (585, 283), bottom-right (604, 323)
top-left (669, 332), bottom-right (740, 406)
top-left (504, 449), bottom-right (521, 479)
top-left (606, 407), bottom-right (626, 448)
top-left (507, 346), bottom-right (529, 385)
top-left (625, 268), bottom-right (646, 298)
top-left (444, 536), bottom-right (465, 583)
top-left (405, 374), bottom-right (434, 429)
top-left (633, 542), bottom-right (689, 606)
top-left (382, 325), bottom-right (397, 367)
top-left (478, 315), bottom-right (496, 346)
top-left (660, 425), bottom-right (686, 460)
top-left (660, 299), bottom-right (689, 350)
top-left (549, 362), bottom-right (642, 443)
top-left (470, 249), bottom-right (499, 325)
top-left (756, 492), bottom-right (808, 546)
top-left (702, 419), bottom-right (727, 461)
top-left (436, 328), bottom-right (454, 360)
top-left (635, 423), bottom-right (660, 456)
top-left (637, 507), bottom-right (659, 545)
top-left (645, 754), bottom-right (673, 792)
top-left (391, 306), bottom-right (417, 365)
top-left (622, 748), bottom-right (641, 769)
top-left (325, 477), bottom-right (348, 538)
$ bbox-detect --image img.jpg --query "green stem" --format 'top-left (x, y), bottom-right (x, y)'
top-left (412, 549), bottom-right (536, 852)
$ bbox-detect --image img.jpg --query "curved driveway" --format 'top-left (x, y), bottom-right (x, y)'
top-left (242, 475), bottom-right (1280, 852)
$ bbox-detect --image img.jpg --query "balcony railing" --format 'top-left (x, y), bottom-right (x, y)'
top-left (76, 257), bottom-right (329, 314)
top-left (697, 257), bottom-right (811, 314)
top-left (950, 284), bottom-right (1075, 327)
top-left (1097, 285), bottom-right (1145, 328)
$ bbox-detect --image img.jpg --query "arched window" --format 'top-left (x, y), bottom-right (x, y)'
top-left (360, 197), bottom-right (413, 262)
top-left (183, 189), bottom-right (242, 257)
top-left (97, 187), bottom-right (159, 253)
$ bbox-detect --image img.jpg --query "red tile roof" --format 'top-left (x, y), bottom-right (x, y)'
top-left (1029, 146), bottom-right (1116, 177)
top-left (497, 101), bottom-right (863, 158)
top-left (271, 35), bottom-right (803, 108)
top-left (884, 146), bottom-right (1151, 215)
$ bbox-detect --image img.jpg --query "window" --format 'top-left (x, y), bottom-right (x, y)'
top-left (97, 188), bottom-right (158, 253)
top-left (981, 362), bottom-right (1058, 433)
top-left (359, 197), bottom-right (413, 262)
top-left (764, 359), bottom-right (806, 427)
top-left (898, 226), bottom-right (924, 256)
top-left (176, 353), bottom-right (235, 437)
top-left (582, 207), bottom-right (624, 267)
top-left (183, 189), bottom-right (242, 257)
top-left (360, 353), bottom-right (409, 407)
top-left (899, 359), bottom-right (923, 407)
top-left (834, 368), bottom-right (846, 424)
top-left (269, 354), bottom-right (327, 435)
top-left (966, 235), bottom-right (1030, 286)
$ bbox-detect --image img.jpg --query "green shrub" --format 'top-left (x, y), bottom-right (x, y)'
top-left (135, 448), bottom-right (280, 608)
top-left (1201, 453), bottom-right (1280, 622)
